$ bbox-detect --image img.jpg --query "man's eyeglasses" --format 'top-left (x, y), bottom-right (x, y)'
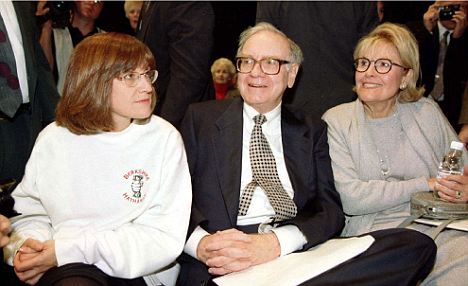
top-left (119, 70), bottom-right (158, 87)
top-left (354, 58), bottom-right (409, 74)
top-left (236, 57), bottom-right (290, 75)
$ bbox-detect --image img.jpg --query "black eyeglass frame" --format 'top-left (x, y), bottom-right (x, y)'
top-left (236, 57), bottom-right (291, 75)
top-left (354, 57), bottom-right (409, 74)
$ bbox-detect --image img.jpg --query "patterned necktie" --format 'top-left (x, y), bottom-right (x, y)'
top-left (238, 114), bottom-right (297, 222)
top-left (0, 15), bottom-right (22, 118)
top-left (431, 30), bottom-right (449, 100)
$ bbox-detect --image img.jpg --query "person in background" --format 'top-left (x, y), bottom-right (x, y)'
top-left (0, 1), bottom-right (59, 190)
top-left (459, 82), bottom-right (468, 149)
top-left (177, 21), bottom-right (435, 286)
top-left (137, 1), bottom-right (215, 128)
top-left (406, 1), bottom-right (467, 132)
top-left (1, 1), bottom-right (59, 284)
top-left (3, 32), bottom-right (191, 286)
top-left (323, 22), bottom-right (468, 285)
top-left (256, 2), bottom-right (379, 120)
top-left (36, 0), bottom-right (104, 94)
top-left (124, 0), bottom-right (142, 35)
top-left (210, 57), bottom-right (240, 100)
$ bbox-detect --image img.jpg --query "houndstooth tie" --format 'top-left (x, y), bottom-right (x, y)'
top-left (238, 114), bottom-right (297, 221)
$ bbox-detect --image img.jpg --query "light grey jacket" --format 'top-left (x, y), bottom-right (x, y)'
top-left (323, 97), bottom-right (467, 236)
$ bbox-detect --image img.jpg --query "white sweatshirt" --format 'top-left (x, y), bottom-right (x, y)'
top-left (5, 116), bottom-right (192, 285)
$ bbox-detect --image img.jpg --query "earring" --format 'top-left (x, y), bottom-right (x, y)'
top-left (400, 83), bottom-right (407, 90)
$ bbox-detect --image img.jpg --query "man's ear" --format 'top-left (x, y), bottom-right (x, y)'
top-left (287, 64), bottom-right (299, 88)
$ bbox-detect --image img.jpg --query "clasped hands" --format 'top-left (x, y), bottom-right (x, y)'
top-left (197, 228), bottom-right (281, 276)
top-left (14, 238), bottom-right (57, 285)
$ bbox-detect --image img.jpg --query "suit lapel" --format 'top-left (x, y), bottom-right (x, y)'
top-left (13, 2), bottom-right (37, 105)
top-left (281, 107), bottom-right (311, 209)
top-left (213, 99), bottom-right (244, 226)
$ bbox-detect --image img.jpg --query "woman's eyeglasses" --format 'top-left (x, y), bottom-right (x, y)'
top-left (119, 70), bottom-right (158, 87)
top-left (354, 58), bottom-right (409, 74)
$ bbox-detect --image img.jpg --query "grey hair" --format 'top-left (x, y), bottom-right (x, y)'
top-left (236, 22), bottom-right (303, 65)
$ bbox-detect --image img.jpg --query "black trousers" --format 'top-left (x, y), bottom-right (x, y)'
top-left (0, 261), bottom-right (147, 286)
top-left (178, 228), bottom-right (436, 286)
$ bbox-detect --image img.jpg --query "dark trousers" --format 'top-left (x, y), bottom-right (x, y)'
top-left (178, 228), bottom-right (436, 286)
top-left (0, 260), bottom-right (147, 286)
top-left (0, 104), bottom-right (41, 183)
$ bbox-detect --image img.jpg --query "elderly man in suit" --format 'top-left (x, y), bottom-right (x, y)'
top-left (178, 22), bottom-right (436, 286)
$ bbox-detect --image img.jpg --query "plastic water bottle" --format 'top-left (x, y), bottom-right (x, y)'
top-left (434, 141), bottom-right (465, 199)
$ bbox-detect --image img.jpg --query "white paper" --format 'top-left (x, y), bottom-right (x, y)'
top-left (414, 218), bottom-right (468, 232)
top-left (213, 235), bottom-right (375, 286)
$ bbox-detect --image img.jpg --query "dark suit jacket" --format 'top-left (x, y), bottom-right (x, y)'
top-left (256, 2), bottom-right (378, 120)
top-left (0, 2), bottom-right (59, 182)
top-left (178, 98), bottom-right (344, 285)
top-left (407, 21), bottom-right (468, 131)
top-left (137, 2), bottom-right (215, 128)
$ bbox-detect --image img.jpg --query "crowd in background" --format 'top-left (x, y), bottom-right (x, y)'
top-left (1, 1), bottom-right (467, 286)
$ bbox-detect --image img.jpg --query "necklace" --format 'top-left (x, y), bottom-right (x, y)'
top-left (365, 109), bottom-right (402, 180)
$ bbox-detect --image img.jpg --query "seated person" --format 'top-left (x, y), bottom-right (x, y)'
top-left (3, 32), bottom-right (191, 286)
top-left (323, 22), bottom-right (468, 285)
top-left (210, 57), bottom-right (240, 100)
top-left (177, 21), bottom-right (436, 286)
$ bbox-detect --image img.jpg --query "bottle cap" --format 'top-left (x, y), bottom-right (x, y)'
top-left (450, 141), bottom-right (464, 150)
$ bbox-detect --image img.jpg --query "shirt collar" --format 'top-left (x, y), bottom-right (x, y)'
top-left (243, 102), bottom-right (282, 125)
top-left (437, 21), bottom-right (452, 43)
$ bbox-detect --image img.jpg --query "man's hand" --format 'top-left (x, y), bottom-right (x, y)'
top-left (452, 7), bottom-right (467, 38)
top-left (14, 239), bottom-right (57, 285)
top-left (197, 228), bottom-right (281, 276)
top-left (423, 3), bottom-right (440, 33)
top-left (0, 214), bottom-right (11, 247)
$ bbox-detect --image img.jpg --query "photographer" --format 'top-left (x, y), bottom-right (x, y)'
top-left (36, 0), bottom-right (104, 94)
top-left (406, 1), bottom-right (468, 133)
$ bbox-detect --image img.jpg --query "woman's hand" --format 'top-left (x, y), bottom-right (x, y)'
top-left (435, 167), bottom-right (468, 203)
top-left (14, 239), bottom-right (57, 285)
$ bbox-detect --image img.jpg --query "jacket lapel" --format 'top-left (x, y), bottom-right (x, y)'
top-left (281, 107), bottom-right (310, 209)
top-left (13, 2), bottom-right (37, 106)
top-left (213, 99), bottom-right (244, 226)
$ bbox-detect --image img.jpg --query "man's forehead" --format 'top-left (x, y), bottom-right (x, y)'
top-left (242, 31), bottom-right (289, 56)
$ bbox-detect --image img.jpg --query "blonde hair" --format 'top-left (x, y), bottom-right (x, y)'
top-left (56, 32), bottom-right (156, 135)
top-left (237, 22), bottom-right (303, 65)
top-left (210, 58), bottom-right (236, 76)
top-left (124, 0), bottom-right (143, 17)
top-left (354, 22), bottom-right (424, 102)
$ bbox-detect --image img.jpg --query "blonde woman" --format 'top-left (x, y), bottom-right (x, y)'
top-left (323, 22), bottom-right (468, 285)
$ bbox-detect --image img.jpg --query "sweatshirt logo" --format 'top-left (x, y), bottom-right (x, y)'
top-left (122, 169), bottom-right (150, 204)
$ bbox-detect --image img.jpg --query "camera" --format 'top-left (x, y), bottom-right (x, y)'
top-left (45, 1), bottom-right (72, 29)
top-left (439, 4), bottom-right (460, 21)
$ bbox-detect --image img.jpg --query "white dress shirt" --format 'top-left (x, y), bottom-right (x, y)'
top-left (184, 102), bottom-right (307, 259)
top-left (0, 0), bottom-right (29, 103)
